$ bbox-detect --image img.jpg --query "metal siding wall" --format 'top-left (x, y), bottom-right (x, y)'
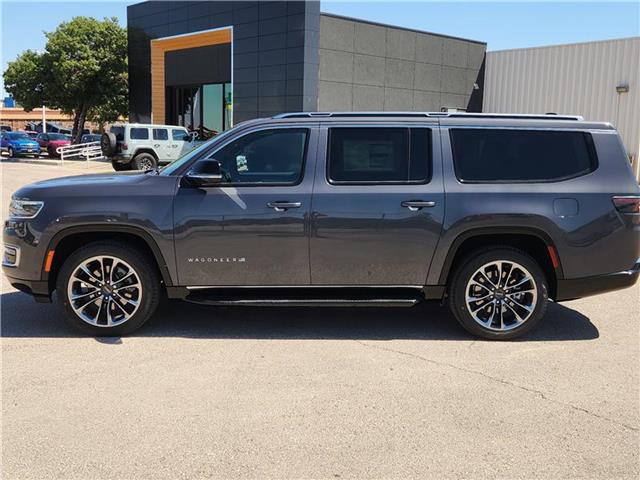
top-left (484, 37), bottom-right (640, 180)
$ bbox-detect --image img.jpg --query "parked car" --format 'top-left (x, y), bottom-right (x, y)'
top-left (101, 123), bottom-right (197, 171)
top-left (24, 130), bottom-right (39, 139)
top-left (3, 112), bottom-right (640, 339)
top-left (0, 131), bottom-right (41, 157)
top-left (36, 132), bottom-right (71, 157)
top-left (1, 125), bottom-right (12, 132)
top-left (81, 133), bottom-right (101, 143)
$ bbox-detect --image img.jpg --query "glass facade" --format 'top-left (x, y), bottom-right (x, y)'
top-left (167, 82), bottom-right (232, 140)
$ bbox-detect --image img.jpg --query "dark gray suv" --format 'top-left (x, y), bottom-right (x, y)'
top-left (4, 112), bottom-right (639, 339)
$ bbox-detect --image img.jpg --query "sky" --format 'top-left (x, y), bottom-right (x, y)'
top-left (1, 0), bottom-right (639, 96)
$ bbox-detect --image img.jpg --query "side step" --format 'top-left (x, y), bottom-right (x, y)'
top-left (184, 287), bottom-right (423, 307)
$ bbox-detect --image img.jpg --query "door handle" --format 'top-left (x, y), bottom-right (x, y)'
top-left (267, 201), bottom-right (302, 212)
top-left (401, 200), bottom-right (437, 211)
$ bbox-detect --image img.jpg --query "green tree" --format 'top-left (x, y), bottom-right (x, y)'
top-left (3, 17), bottom-right (127, 143)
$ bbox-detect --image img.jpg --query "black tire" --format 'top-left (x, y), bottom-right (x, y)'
top-left (56, 241), bottom-right (162, 336)
top-left (111, 160), bottom-right (131, 171)
top-left (448, 247), bottom-right (548, 340)
top-left (101, 132), bottom-right (117, 157)
top-left (132, 152), bottom-right (157, 171)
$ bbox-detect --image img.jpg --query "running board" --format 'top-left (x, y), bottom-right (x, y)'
top-left (184, 287), bottom-right (423, 307)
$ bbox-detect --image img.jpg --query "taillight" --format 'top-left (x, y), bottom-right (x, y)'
top-left (612, 196), bottom-right (640, 214)
top-left (121, 143), bottom-right (128, 150)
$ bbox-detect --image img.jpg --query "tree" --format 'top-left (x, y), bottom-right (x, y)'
top-left (3, 17), bottom-right (127, 143)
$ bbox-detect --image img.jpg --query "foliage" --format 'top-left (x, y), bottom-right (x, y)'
top-left (3, 17), bottom-right (128, 142)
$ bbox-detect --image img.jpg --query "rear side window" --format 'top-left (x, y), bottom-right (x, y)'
top-left (328, 128), bottom-right (431, 184)
top-left (450, 128), bottom-right (597, 182)
top-left (110, 126), bottom-right (125, 141)
top-left (129, 128), bottom-right (149, 140)
top-left (153, 128), bottom-right (168, 140)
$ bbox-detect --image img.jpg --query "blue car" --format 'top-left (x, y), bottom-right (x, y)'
top-left (0, 132), bottom-right (41, 158)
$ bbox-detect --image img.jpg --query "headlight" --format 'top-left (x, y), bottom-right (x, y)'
top-left (9, 198), bottom-right (44, 219)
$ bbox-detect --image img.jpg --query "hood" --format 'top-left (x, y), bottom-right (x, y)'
top-left (10, 138), bottom-right (39, 146)
top-left (13, 171), bottom-right (153, 199)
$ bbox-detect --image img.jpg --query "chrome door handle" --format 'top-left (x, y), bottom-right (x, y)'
top-left (401, 200), bottom-right (437, 211)
top-left (267, 201), bottom-right (302, 212)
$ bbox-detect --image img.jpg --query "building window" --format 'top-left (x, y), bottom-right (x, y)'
top-left (167, 82), bottom-right (232, 140)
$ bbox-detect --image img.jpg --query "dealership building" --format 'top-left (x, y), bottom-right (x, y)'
top-left (127, 0), bottom-right (486, 135)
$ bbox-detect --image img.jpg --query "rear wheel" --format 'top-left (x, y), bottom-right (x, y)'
top-left (133, 153), bottom-right (157, 171)
top-left (56, 241), bottom-right (161, 336)
top-left (448, 247), bottom-right (548, 340)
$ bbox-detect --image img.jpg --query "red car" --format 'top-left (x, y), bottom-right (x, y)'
top-left (36, 132), bottom-right (71, 157)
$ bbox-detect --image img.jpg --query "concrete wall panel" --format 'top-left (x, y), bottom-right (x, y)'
top-left (318, 13), bottom-right (485, 112)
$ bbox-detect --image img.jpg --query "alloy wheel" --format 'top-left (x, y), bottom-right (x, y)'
top-left (465, 260), bottom-right (538, 331)
top-left (66, 255), bottom-right (142, 327)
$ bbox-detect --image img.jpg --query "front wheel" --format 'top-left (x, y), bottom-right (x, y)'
top-left (448, 247), bottom-right (548, 340)
top-left (8, 147), bottom-right (15, 158)
top-left (56, 241), bottom-right (162, 336)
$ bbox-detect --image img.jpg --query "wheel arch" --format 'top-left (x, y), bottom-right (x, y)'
top-left (44, 225), bottom-right (173, 293)
top-left (439, 227), bottom-right (563, 299)
top-left (132, 148), bottom-right (159, 160)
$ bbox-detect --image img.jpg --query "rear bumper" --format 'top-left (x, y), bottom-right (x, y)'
top-left (556, 259), bottom-right (640, 301)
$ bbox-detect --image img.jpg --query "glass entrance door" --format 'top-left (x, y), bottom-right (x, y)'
top-left (167, 83), bottom-right (232, 140)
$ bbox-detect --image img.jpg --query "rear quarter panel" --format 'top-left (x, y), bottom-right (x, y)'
top-left (429, 125), bottom-right (640, 285)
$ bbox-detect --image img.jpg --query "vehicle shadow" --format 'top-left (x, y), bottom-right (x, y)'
top-left (0, 290), bottom-right (599, 342)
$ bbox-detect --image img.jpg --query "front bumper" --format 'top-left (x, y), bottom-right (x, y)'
top-left (3, 273), bottom-right (51, 302)
top-left (556, 259), bottom-right (640, 301)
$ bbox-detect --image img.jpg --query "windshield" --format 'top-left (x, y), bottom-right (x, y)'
top-left (48, 133), bottom-right (67, 140)
top-left (160, 128), bottom-right (237, 176)
top-left (7, 133), bottom-right (29, 140)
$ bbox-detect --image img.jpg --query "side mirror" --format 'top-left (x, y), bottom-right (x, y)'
top-left (185, 159), bottom-right (223, 187)
top-left (182, 134), bottom-right (191, 142)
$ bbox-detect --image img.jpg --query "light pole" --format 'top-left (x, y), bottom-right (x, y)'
top-left (42, 104), bottom-right (46, 133)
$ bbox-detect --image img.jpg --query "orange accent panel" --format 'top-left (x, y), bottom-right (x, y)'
top-left (150, 29), bottom-right (232, 125)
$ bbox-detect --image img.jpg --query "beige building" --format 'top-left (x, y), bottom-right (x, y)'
top-left (484, 37), bottom-right (640, 180)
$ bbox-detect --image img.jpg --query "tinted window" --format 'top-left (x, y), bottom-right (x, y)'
top-left (450, 129), bottom-right (597, 182)
top-left (110, 126), bottom-right (125, 141)
top-left (153, 128), bottom-right (168, 141)
top-left (328, 128), bottom-right (430, 183)
top-left (129, 128), bottom-right (148, 140)
top-left (209, 129), bottom-right (308, 185)
top-left (172, 129), bottom-right (187, 141)
top-left (48, 133), bottom-right (66, 140)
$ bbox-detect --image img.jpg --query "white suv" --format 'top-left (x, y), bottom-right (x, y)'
top-left (101, 124), bottom-right (198, 171)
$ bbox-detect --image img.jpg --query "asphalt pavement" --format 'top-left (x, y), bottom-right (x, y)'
top-left (1, 161), bottom-right (638, 479)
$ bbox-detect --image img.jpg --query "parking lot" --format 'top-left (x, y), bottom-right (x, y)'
top-left (1, 161), bottom-right (639, 479)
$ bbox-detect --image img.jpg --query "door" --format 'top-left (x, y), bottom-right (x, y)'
top-left (173, 125), bottom-right (318, 286)
top-left (310, 124), bottom-right (445, 286)
top-left (151, 128), bottom-right (172, 162)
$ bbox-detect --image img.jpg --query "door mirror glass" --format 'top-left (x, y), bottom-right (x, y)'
top-left (185, 159), bottom-right (222, 187)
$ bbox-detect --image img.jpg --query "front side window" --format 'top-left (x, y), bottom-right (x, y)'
top-left (208, 128), bottom-right (308, 185)
top-left (153, 128), bottom-right (168, 141)
top-left (450, 128), bottom-right (598, 182)
top-left (328, 128), bottom-right (431, 184)
top-left (172, 129), bottom-right (188, 141)
top-left (129, 128), bottom-right (149, 140)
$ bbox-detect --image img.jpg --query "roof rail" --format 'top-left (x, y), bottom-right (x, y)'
top-left (272, 112), bottom-right (584, 121)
